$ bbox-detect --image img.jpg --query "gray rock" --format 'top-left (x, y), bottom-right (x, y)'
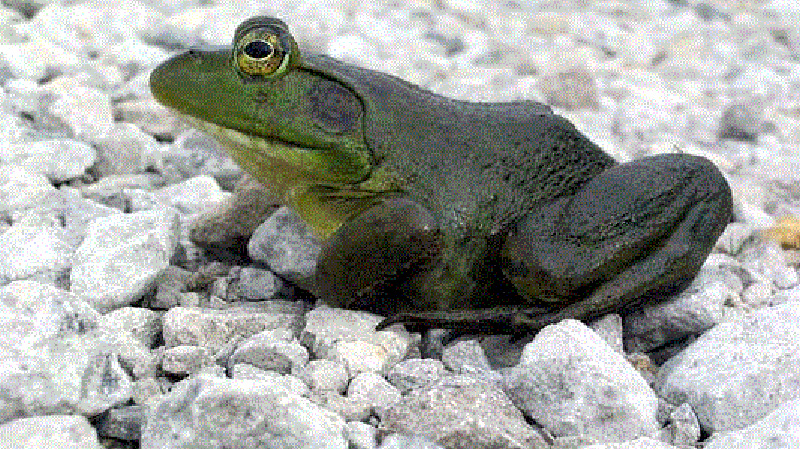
top-left (714, 222), bottom-right (757, 255)
top-left (0, 224), bottom-right (74, 283)
top-left (230, 364), bottom-right (309, 397)
top-left (656, 302), bottom-right (800, 434)
top-left (772, 284), bottom-right (800, 305)
top-left (624, 261), bottom-right (744, 353)
top-left (0, 281), bottom-right (135, 421)
top-left (386, 358), bottom-right (447, 393)
top-left (3, 138), bottom-right (96, 181)
top-left (0, 165), bottom-right (57, 215)
top-left (309, 390), bottom-right (373, 422)
top-left (502, 320), bottom-right (658, 443)
top-left (229, 266), bottom-right (286, 301)
top-left (154, 175), bottom-right (228, 215)
top-left (248, 206), bottom-right (321, 292)
top-left (78, 173), bottom-right (163, 210)
top-left (70, 208), bottom-right (181, 312)
top-left (115, 97), bottom-right (183, 138)
top-left (150, 265), bottom-right (193, 309)
top-left (0, 415), bottom-right (102, 449)
top-left (378, 434), bottom-right (446, 449)
top-left (538, 67), bottom-right (599, 110)
top-left (718, 102), bottom-right (764, 141)
top-left (346, 421), bottom-right (377, 449)
top-left (142, 374), bottom-right (348, 449)
top-left (662, 403), bottom-right (701, 446)
top-left (294, 359), bottom-right (350, 394)
top-left (47, 79), bottom-right (114, 141)
top-left (101, 306), bottom-right (161, 348)
top-left (162, 345), bottom-right (213, 376)
top-left (97, 405), bottom-right (146, 441)
top-left (301, 306), bottom-right (417, 375)
top-left (738, 238), bottom-right (799, 289)
top-left (704, 399), bottom-right (800, 449)
top-left (157, 129), bottom-right (242, 188)
top-left (740, 280), bottom-right (774, 307)
top-left (380, 375), bottom-right (547, 449)
top-left (580, 437), bottom-right (680, 449)
top-left (91, 122), bottom-right (156, 177)
top-left (588, 314), bottom-right (623, 354)
top-left (441, 339), bottom-right (494, 374)
top-left (347, 371), bottom-right (402, 413)
top-left (162, 302), bottom-right (305, 354)
top-left (229, 328), bottom-right (309, 374)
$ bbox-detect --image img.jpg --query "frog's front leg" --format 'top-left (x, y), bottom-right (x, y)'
top-left (379, 153), bottom-right (733, 334)
top-left (315, 197), bottom-right (442, 316)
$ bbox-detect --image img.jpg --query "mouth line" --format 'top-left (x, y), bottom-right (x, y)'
top-left (175, 112), bottom-right (311, 152)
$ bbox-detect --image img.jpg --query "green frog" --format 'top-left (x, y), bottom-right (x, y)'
top-left (150, 16), bottom-right (733, 334)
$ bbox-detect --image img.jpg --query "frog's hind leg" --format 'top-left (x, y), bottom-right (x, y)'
top-left (378, 153), bottom-right (733, 334)
top-left (502, 153), bottom-right (733, 332)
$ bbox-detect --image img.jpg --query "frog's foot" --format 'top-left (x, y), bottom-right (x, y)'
top-left (498, 153), bottom-right (733, 332)
top-left (376, 305), bottom-right (551, 334)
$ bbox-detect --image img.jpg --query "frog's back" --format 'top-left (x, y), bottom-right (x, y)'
top-left (304, 55), bottom-right (616, 231)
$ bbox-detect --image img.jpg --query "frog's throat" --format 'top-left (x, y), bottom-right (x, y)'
top-left (174, 113), bottom-right (396, 240)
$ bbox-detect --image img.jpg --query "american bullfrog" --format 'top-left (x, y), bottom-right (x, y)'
top-left (150, 16), bottom-right (733, 334)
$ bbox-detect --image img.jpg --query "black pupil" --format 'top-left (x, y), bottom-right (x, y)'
top-left (244, 41), bottom-right (274, 59)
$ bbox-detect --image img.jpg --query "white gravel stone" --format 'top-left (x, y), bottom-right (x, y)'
top-left (704, 399), bottom-right (800, 449)
top-left (162, 302), bottom-right (305, 354)
top-left (0, 281), bottom-right (136, 420)
top-left (91, 122), bottom-right (159, 176)
top-left (70, 208), bottom-right (180, 311)
top-left (0, 164), bottom-right (56, 214)
top-left (656, 302), bottom-right (800, 434)
top-left (230, 266), bottom-right (286, 301)
top-left (248, 206), bottom-right (322, 292)
top-left (380, 375), bottom-right (547, 449)
top-left (588, 313), bottom-right (623, 354)
top-left (102, 306), bottom-right (161, 348)
top-left (230, 364), bottom-right (309, 397)
top-left (738, 238), bottom-right (799, 289)
top-left (581, 437), bottom-right (679, 449)
top-left (295, 359), bottom-right (350, 393)
top-left (142, 374), bottom-right (348, 449)
top-left (624, 260), bottom-right (745, 353)
top-left (229, 328), bottom-right (309, 374)
top-left (161, 345), bottom-right (212, 376)
top-left (154, 175), bottom-right (228, 215)
top-left (0, 225), bottom-right (74, 283)
top-left (301, 306), bottom-right (416, 375)
top-left (347, 371), bottom-right (401, 413)
top-left (441, 339), bottom-right (494, 375)
top-left (3, 139), bottom-right (96, 181)
top-left (0, 415), bottom-right (102, 449)
top-left (502, 319), bottom-right (658, 443)
top-left (346, 421), bottom-right (377, 449)
top-left (386, 358), bottom-right (448, 394)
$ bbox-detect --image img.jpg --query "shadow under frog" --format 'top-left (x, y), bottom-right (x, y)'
top-left (150, 17), bottom-right (734, 335)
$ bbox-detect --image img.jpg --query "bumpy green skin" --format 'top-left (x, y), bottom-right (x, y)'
top-left (150, 17), bottom-right (733, 334)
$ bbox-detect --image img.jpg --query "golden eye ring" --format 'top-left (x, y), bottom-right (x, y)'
top-left (233, 17), bottom-right (298, 79)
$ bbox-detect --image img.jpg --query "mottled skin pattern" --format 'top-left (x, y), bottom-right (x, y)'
top-left (150, 16), bottom-right (734, 334)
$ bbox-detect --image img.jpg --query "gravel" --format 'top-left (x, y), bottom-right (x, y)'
top-left (1, 0), bottom-right (799, 448)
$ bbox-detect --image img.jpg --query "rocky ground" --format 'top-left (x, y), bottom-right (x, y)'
top-left (1, 0), bottom-right (800, 448)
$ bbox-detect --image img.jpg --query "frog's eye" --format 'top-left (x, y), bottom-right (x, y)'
top-left (233, 17), bottom-right (299, 79)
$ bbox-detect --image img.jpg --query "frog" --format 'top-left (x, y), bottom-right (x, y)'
top-left (149, 16), bottom-right (733, 334)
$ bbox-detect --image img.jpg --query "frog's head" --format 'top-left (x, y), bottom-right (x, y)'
top-left (150, 16), bottom-right (376, 196)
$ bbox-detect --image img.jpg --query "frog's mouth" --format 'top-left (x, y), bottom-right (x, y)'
top-left (173, 112), bottom-right (372, 189)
